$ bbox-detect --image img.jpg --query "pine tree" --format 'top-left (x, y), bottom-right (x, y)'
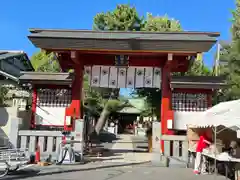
top-left (219, 0), bottom-right (240, 100)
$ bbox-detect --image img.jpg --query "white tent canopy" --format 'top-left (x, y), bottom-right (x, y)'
top-left (188, 99), bottom-right (240, 129)
top-left (187, 100), bottom-right (240, 168)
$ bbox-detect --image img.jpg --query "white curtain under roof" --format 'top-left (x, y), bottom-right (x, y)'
top-left (188, 99), bottom-right (240, 128)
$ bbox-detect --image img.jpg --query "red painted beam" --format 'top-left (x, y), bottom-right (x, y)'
top-left (47, 49), bottom-right (197, 56)
top-left (57, 53), bottom-right (189, 72)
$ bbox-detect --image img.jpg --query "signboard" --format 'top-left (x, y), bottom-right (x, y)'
top-left (84, 66), bottom-right (162, 88)
top-left (115, 55), bottom-right (129, 67)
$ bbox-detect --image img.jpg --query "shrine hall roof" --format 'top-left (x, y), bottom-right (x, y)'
top-left (19, 72), bottom-right (73, 85)
top-left (28, 28), bottom-right (220, 53)
top-left (171, 76), bottom-right (226, 89)
top-left (19, 72), bottom-right (226, 90)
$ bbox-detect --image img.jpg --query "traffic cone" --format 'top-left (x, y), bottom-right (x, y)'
top-left (35, 145), bottom-right (40, 163)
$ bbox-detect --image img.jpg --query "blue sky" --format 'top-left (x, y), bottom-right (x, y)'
top-left (0, 0), bottom-right (235, 96)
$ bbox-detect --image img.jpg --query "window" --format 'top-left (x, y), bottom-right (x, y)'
top-left (172, 92), bottom-right (208, 111)
top-left (37, 88), bottom-right (72, 107)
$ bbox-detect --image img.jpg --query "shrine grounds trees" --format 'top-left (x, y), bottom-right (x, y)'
top-left (215, 0), bottom-right (240, 101)
top-left (224, 0), bottom-right (240, 100)
top-left (83, 75), bottom-right (129, 135)
top-left (31, 51), bottom-right (61, 72)
top-left (93, 5), bottom-right (144, 31)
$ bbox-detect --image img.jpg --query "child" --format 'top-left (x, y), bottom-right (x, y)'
top-left (194, 135), bottom-right (211, 174)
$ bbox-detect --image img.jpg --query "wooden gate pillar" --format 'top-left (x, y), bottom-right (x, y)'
top-left (161, 59), bottom-right (174, 152)
top-left (161, 60), bottom-right (174, 135)
top-left (30, 86), bottom-right (37, 129)
top-left (64, 51), bottom-right (84, 131)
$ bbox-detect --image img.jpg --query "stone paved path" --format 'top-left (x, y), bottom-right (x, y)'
top-left (95, 134), bottom-right (151, 163)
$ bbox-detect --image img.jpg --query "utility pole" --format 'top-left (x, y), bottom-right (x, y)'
top-left (215, 42), bottom-right (221, 76)
top-left (214, 42), bottom-right (222, 104)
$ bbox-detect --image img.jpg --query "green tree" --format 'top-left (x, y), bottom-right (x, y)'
top-left (226, 0), bottom-right (240, 100)
top-left (185, 54), bottom-right (212, 76)
top-left (0, 87), bottom-right (8, 105)
top-left (143, 13), bottom-right (182, 32)
top-left (31, 51), bottom-right (61, 72)
top-left (93, 4), bottom-right (145, 31)
top-left (83, 74), bottom-right (128, 135)
top-left (83, 75), bottom-right (103, 116)
top-left (216, 0), bottom-right (240, 101)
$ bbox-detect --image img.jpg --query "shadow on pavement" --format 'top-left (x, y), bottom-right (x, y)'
top-left (86, 147), bottom-right (148, 158)
top-left (90, 131), bottom-right (120, 143)
top-left (136, 145), bottom-right (148, 150)
top-left (4, 161), bottom-right (150, 180)
top-left (2, 169), bottom-right (40, 180)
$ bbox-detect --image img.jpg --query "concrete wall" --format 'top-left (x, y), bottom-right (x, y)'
top-left (174, 111), bottom-right (203, 130)
top-left (35, 106), bottom-right (66, 126)
top-left (0, 107), bottom-right (17, 147)
top-left (0, 106), bottom-right (31, 147)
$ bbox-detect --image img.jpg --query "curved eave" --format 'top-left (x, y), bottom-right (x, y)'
top-left (28, 29), bottom-right (220, 54)
top-left (18, 72), bottom-right (73, 86)
top-left (19, 80), bottom-right (72, 86)
top-left (171, 76), bottom-right (226, 90)
top-left (170, 83), bottom-right (226, 90)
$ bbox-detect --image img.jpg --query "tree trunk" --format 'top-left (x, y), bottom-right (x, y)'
top-left (94, 107), bottom-right (110, 135)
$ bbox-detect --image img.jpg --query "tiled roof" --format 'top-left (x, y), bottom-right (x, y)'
top-left (19, 72), bottom-right (73, 85)
top-left (171, 76), bottom-right (226, 89)
top-left (118, 107), bottom-right (142, 114)
top-left (0, 51), bottom-right (25, 61)
top-left (29, 28), bottom-right (219, 41)
top-left (0, 50), bottom-right (34, 73)
top-left (28, 28), bottom-right (220, 53)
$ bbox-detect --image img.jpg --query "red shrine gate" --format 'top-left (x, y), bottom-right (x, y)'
top-left (21, 29), bottom-right (224, 137)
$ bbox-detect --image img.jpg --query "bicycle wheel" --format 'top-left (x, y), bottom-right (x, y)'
top-left (0, 162), bottom-right (9, 178)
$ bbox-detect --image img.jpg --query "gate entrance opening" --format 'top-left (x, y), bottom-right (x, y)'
top-left (84, 64), bottom-right (162, 135)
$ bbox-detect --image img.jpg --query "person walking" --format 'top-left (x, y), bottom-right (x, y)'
top-left (194, 135), bottom-right (211, 174)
